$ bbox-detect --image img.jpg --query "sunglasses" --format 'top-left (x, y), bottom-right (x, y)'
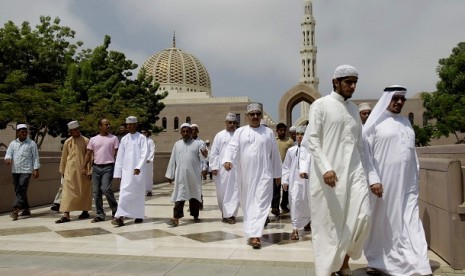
top-left (391, 96), bottom-right (407, 102)
top-left (248, 112), bottom-right (262, 117)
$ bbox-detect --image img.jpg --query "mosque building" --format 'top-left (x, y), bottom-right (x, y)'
top-left (142, 36), bottom-right (275, 152)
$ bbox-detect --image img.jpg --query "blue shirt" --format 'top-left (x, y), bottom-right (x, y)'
top-left (5, 138), bottom-right (40, 173)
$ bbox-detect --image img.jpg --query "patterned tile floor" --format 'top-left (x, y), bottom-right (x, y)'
top-left (0, 180), bottom-right (463, 275)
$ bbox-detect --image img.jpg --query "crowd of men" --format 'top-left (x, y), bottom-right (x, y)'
top-left (3, 64), bottom-right (432, 276)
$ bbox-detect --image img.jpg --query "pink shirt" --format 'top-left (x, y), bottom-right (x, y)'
top-left (87, 134), bottom-right (119, 165)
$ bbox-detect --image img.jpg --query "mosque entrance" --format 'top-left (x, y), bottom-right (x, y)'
top-left (278, 83), bottom-right (321, 127)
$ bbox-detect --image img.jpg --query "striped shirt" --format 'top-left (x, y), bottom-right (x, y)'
top-left (5, 138), bottom-right (40, 173)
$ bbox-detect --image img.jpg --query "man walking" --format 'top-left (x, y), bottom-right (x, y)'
top-left (210, 113), bottom-right (240, 224)
top-left (272, 123), bottom-right (294, 216)
top-left (301, 65), bottom-right (370, 276)
top-left (5, 124), bottom-right (40, 220)
top-left (362, 85), bottom-right (432, 276)
top-left (223, 103), bottom-right (282, 249)
top-left (55, 121), bottom-right (92, 223)
top-left (165, 123), bottom-right (207, 226)
top-left (112, 116), bottom-right (148, 226)
top-left (83, 118), bottom-right (119, 223)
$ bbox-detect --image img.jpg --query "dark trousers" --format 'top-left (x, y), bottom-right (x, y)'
top-left (272, 179), bottom-right (289, 210)
top-left (174, 199), bottom-right (201, 219)
top-left (12, 173), bottom-right (31, 209)
top-left (92, 164), bottom-right (118, 219)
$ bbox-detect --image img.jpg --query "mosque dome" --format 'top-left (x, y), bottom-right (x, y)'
top-left (142, 38), bottom-right (212, 96)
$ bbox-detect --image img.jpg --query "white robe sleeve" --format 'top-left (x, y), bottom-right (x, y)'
top-left (282, 149), bottom-right (293, 184)
top-left (146, 139), bottom-right (155, 162)
top-left (362, 126), bottom-right (381, 185)
top-left (299, 147), bottom-right (311, 175)
top-left (165, 142), bottom-right (178, 180)
top-left (302, 101), bottom-right (333, 174)
top-left (269, 130), bottom-right (282, 178)
top-left (222, 127), bottom-right (242, 165)
top-left (209, 132), bottom-right (221, 171)
top-left (135, 135), bottom-right (148, 170)
top-left (113, 137), bottom-right (125, 178)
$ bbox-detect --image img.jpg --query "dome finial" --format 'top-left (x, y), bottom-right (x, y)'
top-left (172, 31), bottom-right (176, 48)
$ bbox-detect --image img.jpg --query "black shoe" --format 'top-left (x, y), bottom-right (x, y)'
top-left (134, 218), bottom-right (143, 224)
top-left (264, 217), bottom-right (270, 227)
top-left (78, 211), bottom-right (90, 219)
top-left (146, 191), bottom-right (152, 196)
top-left (193, 217), bottom-right (201, 223)
top-left (271, 208), bottom-right (280, 216)
top-left (304, 222), bottom-right (311, 231)
top-left (50, 204), bottom-right (60, 212)
top-left (281, 207), bottom-right (290, 214)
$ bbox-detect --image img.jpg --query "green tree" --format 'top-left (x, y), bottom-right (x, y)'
top-left (422, 42), bottom-right (465, 143)
top-left (0, 16), bottom-right (81, 147)
top-left (60, 35), bottom-right (166, 138)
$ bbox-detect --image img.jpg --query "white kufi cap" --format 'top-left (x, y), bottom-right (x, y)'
top-left (125, 116), bottom-right (137, 124)
top-left (333, 64), bottom-right (358, 79)
top-left (358, 102), bottom-right (372, 112)
top-left (190, 124), bottom-right (199, 129)
top-left (180, 123), bottom-right (191, 129)
top-left (247, 102), bottom-right (263, 113)
top-left (289, 126), bottom-right (297, 132)
top-left (296, 125), bottom-right (307, 133)
top-left (16, 124), bottom-right (27, 130)
top-left (67, 120), bottom-right (79, 130)
top-left (225, 113), bottom-right (237, 121)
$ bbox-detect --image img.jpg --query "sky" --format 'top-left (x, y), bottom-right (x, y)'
top-left (1, 0), bottom-right (465, 121)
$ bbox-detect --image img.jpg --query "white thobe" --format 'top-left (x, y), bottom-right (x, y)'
top-left (363, 111), bottom-right (432, 276)
top-left (145, 138), bottom-right (155, 192)
top-left (165, 139), bottom-right (205, 203)
top-left (282, 145), bottom-right (311, 229)
top-left (210, 129), bottom-right (239, 218)
top-left (114, 132), bottom-right (148, 219)
top-left (222, 125), bottom-right (282, 238)
top-left (302, 92), bottom-right (370, 276)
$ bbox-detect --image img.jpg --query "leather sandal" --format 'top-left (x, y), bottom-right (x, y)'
top-left (169, 218), bottom-right (179, 227)
top-left (55, 217), bottom-right (71, 224)
top-left (227, 216), bottom-right (236, 224)
top-left (291, 229), bottom-right (299, 240)
top-left (251, 238), bottom-right (261, 249)
top-left (9, 212), bottom-right (18, 221)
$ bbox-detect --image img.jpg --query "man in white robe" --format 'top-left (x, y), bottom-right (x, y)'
top-left (301, 65), bottom-right (370, 276)
top-left (141, 129), bottom-right (155, 196)
top-left (210, 113), bottom-right (240, 224)
top-left (282, 125), bottom-right (311, 240)
top-left (358, 102), bottom-right (372, 125)
top-left (112, 116), bottom-right (148, 226)
top-left (223, 102), bottom-right (282, 249)
top-left (165, 123), bottom-right (208, 226)
top-left (362, 85), bottom-right (432, 276)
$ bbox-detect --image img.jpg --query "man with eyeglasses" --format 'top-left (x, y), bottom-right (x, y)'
top-left (301, 65), bottom-right (370, 276)
top-left (362, 85), bottom-right (432, 276)
top-left (4, 124), bottom-right (40, 221)
top-left (210, 113), bottom-right (240, 224)
top-left (222, 103), bottom-right (282, 249)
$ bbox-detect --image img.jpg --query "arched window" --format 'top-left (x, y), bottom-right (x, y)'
top-left (174, 117), bottom-right (179, 130)
top-left (422, 112), bottom-right (428, 126)
top-left (162, 117), bottom-right (167, 130)
top-left (408, 112), bottom-right (414, 125)
top-left (186, 116), bottom-right (191, 124)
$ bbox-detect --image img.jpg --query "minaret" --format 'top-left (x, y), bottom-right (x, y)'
top-left (300, 0), bottom-right (318, 115)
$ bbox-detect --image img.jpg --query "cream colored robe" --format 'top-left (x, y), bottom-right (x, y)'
top-left (59, 135), bottom-right (92, 212)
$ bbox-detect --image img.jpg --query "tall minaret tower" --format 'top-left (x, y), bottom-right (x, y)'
top-left (300, 0), bottom-right (318, 115)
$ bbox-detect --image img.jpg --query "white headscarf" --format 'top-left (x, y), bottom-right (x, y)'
top-left (362, 85), bottom-right (407, 136)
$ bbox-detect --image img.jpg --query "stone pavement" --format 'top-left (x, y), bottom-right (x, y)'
top-left (0, 180), bottom-right (463, 276)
